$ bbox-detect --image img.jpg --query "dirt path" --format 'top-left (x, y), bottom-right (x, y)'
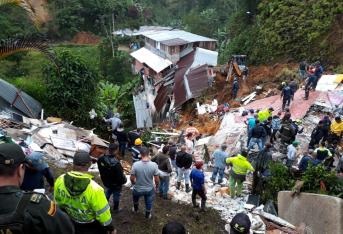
top-left (111, 187), bottom-right (226, 233)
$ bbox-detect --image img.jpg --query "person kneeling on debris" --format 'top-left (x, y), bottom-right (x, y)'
top-left (314, 142), bottom-right (332, 162)
top-left (257, 107), bottom-right (274, 122)
top-left (176, 145), bottom-right (193, 193)
top-left (226, 150), bottom-right (254, 198)
top-left (247, 120), bottom-right (267, 152)
top-left (229, 213), bottom-right (251, 234)
top-left (190, 160), bottom-right (206, 211)
top-left (97, 143), bottom-right (127, 213)
top-left (54, 152), bottom-right (115, 234)
top-left (210, 144), bottom-right (229, 184)
top-left (298, 149), bottom-right (320, 173)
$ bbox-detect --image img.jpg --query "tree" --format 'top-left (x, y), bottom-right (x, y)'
top-left (43, 50), bottom-right (98, 126)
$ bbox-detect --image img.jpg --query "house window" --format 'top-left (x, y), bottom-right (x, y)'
top-left (161, 44), bottom-right (167, 52)
top-left (169, 46), bottom-right (177, 54)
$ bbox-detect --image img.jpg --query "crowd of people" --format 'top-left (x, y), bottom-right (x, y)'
top-left (0, 66), bottom-right (341, 234)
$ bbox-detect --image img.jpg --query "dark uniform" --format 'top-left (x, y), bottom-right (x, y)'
top-left (0, 143), bottom-right (74, 234)
top-left (0, 186), bottom-right (75, 233)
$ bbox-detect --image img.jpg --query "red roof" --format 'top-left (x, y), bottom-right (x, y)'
top-left (187, 64), bottom-right (210, 99)
top-left (154, 85), bottom-right (172, 112)
top-left (173, 51), bottom-right (195, 107)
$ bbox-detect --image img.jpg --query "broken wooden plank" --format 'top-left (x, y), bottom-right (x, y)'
top-left (151, 131), bottom-right (180, 136)
top-left (244, 93), bottom-right (257, 105)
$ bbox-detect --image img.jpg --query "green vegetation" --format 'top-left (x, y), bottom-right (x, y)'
top-left (263, 162), bottom-right (343, 203)
top-left (43, 50), bottom-right (98, 126)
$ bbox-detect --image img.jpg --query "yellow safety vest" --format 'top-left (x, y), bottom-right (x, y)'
top-left (258, 109), bottom-right (271, 122)
top-left (226, 155), bottom-right (255, 175)
top-left (54, 171), bottom-right (112, 226)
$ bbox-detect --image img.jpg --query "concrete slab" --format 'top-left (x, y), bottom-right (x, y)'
top-left (278, 191), bottom-right (343, 234)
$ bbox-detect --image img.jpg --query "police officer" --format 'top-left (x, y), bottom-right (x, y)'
top-left (54, 151), bottom-right (115, 234)
top-left (0, 143), bottom-right (74, 233)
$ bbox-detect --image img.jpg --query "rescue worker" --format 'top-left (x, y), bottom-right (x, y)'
top-left (226, 150), bottom-right (254, 198)
top-left (278, 116), bottom-right (296, 145)
top-left (290, 119), bottom-right (304, 142)
top-left (313, 62), bottom-right (324, 90)
top-left (309, 120), bottom-right (326, 149)
top-left (289, 77), bottom-right (298, 99)
top-left (131, 138), bottom-right (143, 163)
top-left (54, 152), bottom-right (115, 234)
top-left (257, 107), bottom-right (274, 122)
top-left (103, 113), bottom-right (122, 139)
top-left (281, 82), bottom-right (293, 111)
top-left (247, 120), bottom-right (267, 152)
top-left (232, 77), bottom-right (239, 99)
top-left (97, 143), bottom-right (127, 213)
top-left (0, 143), bottom-right (74, 233)
top-left (314, 142), bottom-right (333, 162)
top-left (327, 116), bottom-right (343, 147)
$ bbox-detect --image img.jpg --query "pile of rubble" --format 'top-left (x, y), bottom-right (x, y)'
top-left (0, 116), bottom-right (109, 167)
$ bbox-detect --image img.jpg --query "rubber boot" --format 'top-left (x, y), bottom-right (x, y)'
top-left (176, 181), bottom-right (181, 190)
top-left (185, 184), bottom-right (191, 193)
top-left (200, 200), bottom-right (206, 212)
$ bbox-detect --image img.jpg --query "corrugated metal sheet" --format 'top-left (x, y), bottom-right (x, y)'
top-left (316, 75), bottom-right (343, 91)
top-left (191, 48), bottom-right (218, 68)
top-left (154, 85), bottom-right (172, 112)
top-left (173, 51), bottom-right (195, 107)
top-left (142, 30), bottom-right (217, 43)
top-left (0, 79), bottom-right (42, 118)
top-left (187, 65), bottom-right (210, 98)
top-left (113, 26), bottom-right (172, 36)
top-left (130, 47), bottom-right (172, 73)
top-left (161, 38), bottom-right (189, 46)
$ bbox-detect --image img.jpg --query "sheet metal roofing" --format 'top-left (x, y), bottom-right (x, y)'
top-left (113, 26), bottom-right (172, 36)
top-left (130, 47), bottom-right (172, 73)
top-left (161, 38), bottom-right (189, 46)
top-left (191, 48), bottom-right (218, 68)
top-left (142, 30), bottom-right (217, 43)
top-left (0, 79), bottom-right (42, 118)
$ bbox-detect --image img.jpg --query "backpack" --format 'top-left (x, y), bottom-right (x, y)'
top-left (98, 156), bottom-right (127, 188)
top-left (0, 193), bottom-right (30, 234)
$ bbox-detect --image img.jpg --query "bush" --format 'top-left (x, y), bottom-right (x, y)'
top-left (302, 165), bottom-right (343, 197)
top-left (263, 162), bottom-right (295, 202)
top-left (43, 50), bottom-right (98, 127)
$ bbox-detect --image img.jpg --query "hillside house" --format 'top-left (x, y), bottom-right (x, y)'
top-left (121, 27), bottom-right (218, 127)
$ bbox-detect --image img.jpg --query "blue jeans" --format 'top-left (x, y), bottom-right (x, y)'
top-left (177, 168), bottom-right (191, 184)
top-left (159, 176), bottom-right (170, 198)
top-left (211, 167), bottom-right (225, 183)
top-left (119, 142), bottom-right (126, 157)
top-left (248, 138), bottom-right (263, 151)
top-left (171, 159), bottom-right (178, 175)
top-left (132, 188), bottom-right (155, 212)
top-left (105, 187), bottom-right (121, 210)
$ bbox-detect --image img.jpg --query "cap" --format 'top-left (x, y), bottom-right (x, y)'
top-left (292, 140), bottom-right (300, 146)
top-left (73, 151), bottom-right (91, 166)
top-left (135, 138), bottom-right (143, 146)
top-left (0, 143), bottom-right (27, 166)
top-left (295, 119), bottom-right (302, 124)
top-left (27, 151), bottom-right (48, 171)
top-left (194, 160), bottom-right (204, 169)
top-left (230, 213), bottom-right (251, 234)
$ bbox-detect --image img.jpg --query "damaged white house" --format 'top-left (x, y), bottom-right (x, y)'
top-left (121, 27), bottom-right (218, 128)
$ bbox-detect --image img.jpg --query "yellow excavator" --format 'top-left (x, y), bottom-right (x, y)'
top-left (223, 55), bottom-right (248, 82)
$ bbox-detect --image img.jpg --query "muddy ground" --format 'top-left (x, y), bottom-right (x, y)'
top-left (51, 162), bottom-right (226, 234)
